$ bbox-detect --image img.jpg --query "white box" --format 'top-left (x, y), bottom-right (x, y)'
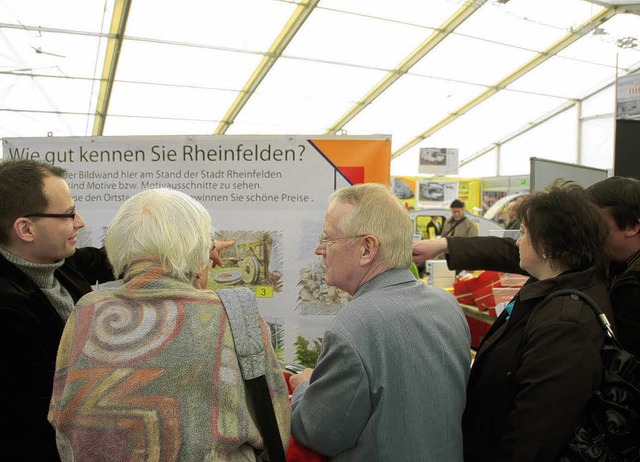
top-left (425, 260), bottom-right (456, 288)
top-left (489, 229), bottom-right (521, 240)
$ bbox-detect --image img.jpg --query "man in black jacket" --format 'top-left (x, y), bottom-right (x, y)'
top-left (585, 176), bottom-right (640, 357)
top-left (412, 176), bottom-right (640, 358)
top-left (0, 159), bottom-right (115, 461)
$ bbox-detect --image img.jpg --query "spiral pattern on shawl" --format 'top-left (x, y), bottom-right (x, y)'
top-left (83, 299), bottom-right (180, 364)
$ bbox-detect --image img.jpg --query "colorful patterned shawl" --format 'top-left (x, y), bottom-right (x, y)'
top-left (48, 259), bottom-right (291, 461)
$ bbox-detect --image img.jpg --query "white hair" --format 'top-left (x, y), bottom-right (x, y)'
top-left (105, 188), bottom-right (212, 282)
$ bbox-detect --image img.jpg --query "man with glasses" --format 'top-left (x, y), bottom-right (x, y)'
top-left (0, 159), bottom-right (118, 460)
top-left (289, 183), bottom-right (471, 461)
top-left (0, 159), bottom-right (233, 460)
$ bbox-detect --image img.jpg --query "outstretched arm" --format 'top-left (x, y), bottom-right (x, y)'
top-left (413, 236), bottom-right (525, 275)
top-left (447, 236), bottom-right (524, 274)
top-left (412, 239), bottom-right (448, 263)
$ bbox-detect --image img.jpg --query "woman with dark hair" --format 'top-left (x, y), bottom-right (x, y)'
top-left (461, 181), bottom-right (614, 462)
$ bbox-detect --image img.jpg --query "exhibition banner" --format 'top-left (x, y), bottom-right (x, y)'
top-left (3, 134), bottom-right (391, 362)
top-left (617, 70), bottom-right (640, 121)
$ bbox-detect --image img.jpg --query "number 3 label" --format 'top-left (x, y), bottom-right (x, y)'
top-left (256, 286), bottom-right (273, 298)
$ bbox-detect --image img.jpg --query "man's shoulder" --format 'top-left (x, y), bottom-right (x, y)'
top-left (0, 255), bottom-right (57, 323)
top-left (66, 246), bottom-right (106, 263)
top-left (0, 256), bottom-right (32, 296)
top-left (342, 278), bottom-right (459, 321)
top-left (627, 249), bottom-right (640, 274)
top-left (63, 247), bottom-right (115, 287)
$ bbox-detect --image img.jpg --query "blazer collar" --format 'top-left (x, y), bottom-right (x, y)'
top-left (353, 267), bottom-right (416, 299)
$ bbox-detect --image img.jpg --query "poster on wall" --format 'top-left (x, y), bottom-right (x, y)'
top-left (390, 177), bottom-right (415, 200)
top-left (417, 179), bottom-right (459, 206)
top-left (418, 147), bottom-right (459, 175)
top-left (617, 70), bottom-right (640, 120)
top-left (2, 134), bottom-right (390, 362)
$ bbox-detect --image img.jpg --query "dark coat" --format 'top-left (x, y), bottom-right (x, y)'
top-left (447, 236), bottom-right (640, 357)
top-left (463, 268), bottom-right (612, 461)
top-left (0, 248), bottom-right (114, 461)
top-left (447, 237), bottom-right (615, 461)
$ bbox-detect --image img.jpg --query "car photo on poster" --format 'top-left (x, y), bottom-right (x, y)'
top-left (419, 181), bottom-right (445, 202)
top-left (420, 148), bottom-right (447, 166)
top-left (391, 177), bottom-right (414, 199)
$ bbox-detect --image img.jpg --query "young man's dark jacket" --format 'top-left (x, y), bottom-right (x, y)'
top-left (446, 236), bottom-right (640, 357)
top-left (608, 251), bottom-right (640, 357)
top-left (0, 247), bottom-right (114, 461)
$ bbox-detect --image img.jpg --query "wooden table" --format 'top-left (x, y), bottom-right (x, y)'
top-left (460, 303), bottom-right (494, 349)
top-left (460, 303), bottom-right (495, 324)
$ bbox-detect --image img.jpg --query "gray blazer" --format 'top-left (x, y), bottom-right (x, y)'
top-left (291, 268), bottom-right (471, 461)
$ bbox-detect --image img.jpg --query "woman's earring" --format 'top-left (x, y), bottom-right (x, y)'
top-left (542, 253), bottom-right (547, 260)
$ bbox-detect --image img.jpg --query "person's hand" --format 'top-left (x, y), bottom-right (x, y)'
top-left (288, 368), bottom-right (313, 392)
top-left (412, 239), bottom-right (448, 263)
top-left (210, 240), bottom-right (234, 268)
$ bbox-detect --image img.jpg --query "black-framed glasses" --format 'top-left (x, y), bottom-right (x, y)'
top-left (24, 212), bottom-right (76, 220)
top-left (318, 232), bottom-right (367, 246)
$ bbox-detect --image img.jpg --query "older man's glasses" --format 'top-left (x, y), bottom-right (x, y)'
top-left (24, 212), bottom-right (76, 220)
top-left (318, 232), bottom-right (367, 246)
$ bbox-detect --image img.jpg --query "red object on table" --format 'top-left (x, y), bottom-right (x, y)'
top-left (453, 277), bottom-right (475, 305)
top-left (468, 271), bottom-right (503, 310)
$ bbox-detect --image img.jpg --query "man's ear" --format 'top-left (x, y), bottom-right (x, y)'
top-left (13, 218), bottom-right (36, 243)
top-left (625, 220), bottom-right (640, 238)
top-left (359, 235), bottom-right (379, 264)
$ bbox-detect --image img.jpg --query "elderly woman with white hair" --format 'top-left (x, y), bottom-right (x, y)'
top-left (48, 188), bottom-right (290, 461)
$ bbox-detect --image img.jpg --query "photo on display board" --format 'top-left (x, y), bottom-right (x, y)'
top-left (390, 177), bottom-right (414, 199)
top-left (617, 70), bottom-right (640, 121)
top-left (416, 180), bottom-right (460, 207)
top-left (208, 230), bottom-right (283, 293)
top-left (418, 147), bottom-right (459, 175)
top-left (296, 260), bottom-right (352, 316)
top-left (419, 181), bottom-right (445, 202)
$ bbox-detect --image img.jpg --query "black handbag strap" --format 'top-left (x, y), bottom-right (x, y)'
top-left (245, 377), bottom-right (287, 462)
top-left (525, 289), bottom-right (618, 343)
top-left (218, 288), bottom-right (286, 462)
top-left (512, 288), bottom-right (620, 373)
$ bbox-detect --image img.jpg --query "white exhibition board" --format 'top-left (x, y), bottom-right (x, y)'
top-left (3, 134), bottom-right (391, 361)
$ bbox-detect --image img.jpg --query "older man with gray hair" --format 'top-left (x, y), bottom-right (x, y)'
top-left (290, 182), bottom-right (471, 461)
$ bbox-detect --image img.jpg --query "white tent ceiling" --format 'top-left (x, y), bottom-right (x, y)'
top-left (1, 0), bottom-right (639, 175)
